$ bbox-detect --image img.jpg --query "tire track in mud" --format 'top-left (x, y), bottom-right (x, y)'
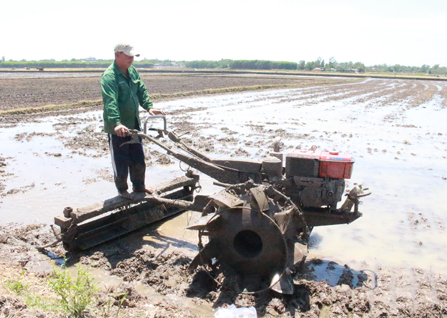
top-left (271, 80), bottom-right (383, 105)
top-left (269, 79), bottom-right (415, 112)
top-left (437, 82), bottom-right (447, 108)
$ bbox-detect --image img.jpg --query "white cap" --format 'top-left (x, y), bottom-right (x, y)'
top-left (114, 43), bottom-right (140, 57)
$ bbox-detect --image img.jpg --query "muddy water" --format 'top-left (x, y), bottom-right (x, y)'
top-left (1, 78), bottom-right (447, 281)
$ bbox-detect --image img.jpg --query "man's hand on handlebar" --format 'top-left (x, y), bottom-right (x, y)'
top-left (149, 109), bottom-right (166, 116)
top-left (114, 124), bottom-right (130, 137)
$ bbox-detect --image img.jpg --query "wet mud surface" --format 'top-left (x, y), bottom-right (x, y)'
top-left (0, 72), bottom-right (347, 111)
top-left (2, 223), bottom-right (447, 317)
top-left (1, 73), bottom-right (447, 317)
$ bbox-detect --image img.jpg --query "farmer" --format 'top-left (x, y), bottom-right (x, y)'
top-left (101, 42), bottom-right (165, 198)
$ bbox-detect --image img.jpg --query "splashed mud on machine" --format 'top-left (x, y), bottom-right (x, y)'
top-left (54, 115), bottom-right (371, 294)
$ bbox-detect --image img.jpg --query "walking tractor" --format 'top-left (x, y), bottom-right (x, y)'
top-left (54, 115), bottom-right (371, 294)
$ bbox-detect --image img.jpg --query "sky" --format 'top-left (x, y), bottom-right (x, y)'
top-left (1, 0), bottom-right (446, 67)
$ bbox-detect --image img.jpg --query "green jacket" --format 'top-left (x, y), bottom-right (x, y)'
top-left (101, 62), bottom-right (153, 134)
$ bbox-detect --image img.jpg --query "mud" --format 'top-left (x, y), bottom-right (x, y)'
top-left (0, 157), bottom-right (8, 195)
top-left (0, 73), bottom-right (348, 112)
top-left (1, 73), bottom-right (447, 317)
top-left (2, 223), bottom-right (447, 317)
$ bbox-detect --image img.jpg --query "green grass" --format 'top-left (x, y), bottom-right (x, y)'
top-left (47, 265), bottom-right (98, 318)
top-left (6, 270), bottom-right (28, 294)
top-left (4, 265), bottom-right (129, 318)
top-left (0, 100), bottom-right (103, 116)
top-left (6, 269), bottom-right (66, 313)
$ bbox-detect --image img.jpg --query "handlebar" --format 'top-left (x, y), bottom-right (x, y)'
top-left (144, 115), bottom-right (167, 134)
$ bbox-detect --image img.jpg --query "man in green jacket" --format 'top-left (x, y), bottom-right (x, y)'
top-left (101, 42), bottom-right (165, 198)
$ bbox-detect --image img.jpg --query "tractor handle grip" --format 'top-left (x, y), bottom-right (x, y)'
top-left (357, 190), bottom-right (372, 198)
top-left (144, 115), bottom-right (167, 134)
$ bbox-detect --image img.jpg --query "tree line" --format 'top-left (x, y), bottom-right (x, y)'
top-left (1, 57), bottom-right (446, 75)
top-left (182, 58), bottom-right (447, 75)
top-left (185, 60), bottom-right (298, 70)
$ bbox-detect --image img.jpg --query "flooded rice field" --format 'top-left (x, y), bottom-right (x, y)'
top-left (0, 72), bottom-right (341, 111)
top-left (1, 74), bottom-right (447, 317)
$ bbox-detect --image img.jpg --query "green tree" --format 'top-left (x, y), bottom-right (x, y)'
top-left (336, 61), bottom-right (354, 72)
top-left (392, 64), bottom-right (402, 72)
top-left (328, 57), bottom-right (336, 68)
top-left (305, 61), bottom-right (315, 71)
top-left (354, 62), bottom-right (366, 73)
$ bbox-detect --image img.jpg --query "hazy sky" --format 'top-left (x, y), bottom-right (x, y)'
top-left (2, 0), bottom-right (446, 67)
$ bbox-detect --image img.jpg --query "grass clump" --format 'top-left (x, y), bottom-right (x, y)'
top-left (97, 291), bottom-right (128, 318)
top-left (6, 270), bottom-right (28, 295)
top-left (5, 268), bottom-right (63, 313)
top-left (47, 265), bottom-right (98, 318)
top-left (3, 264), bottom-right (129, 317)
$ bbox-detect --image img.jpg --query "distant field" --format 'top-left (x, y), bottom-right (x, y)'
top-left (0, 72), bottom-right (354, 113)
top-left (1, 68), bottom-right (445, 81)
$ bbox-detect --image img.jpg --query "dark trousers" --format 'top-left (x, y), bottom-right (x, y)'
top-left (108, 134), bottom-right (146, 193)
